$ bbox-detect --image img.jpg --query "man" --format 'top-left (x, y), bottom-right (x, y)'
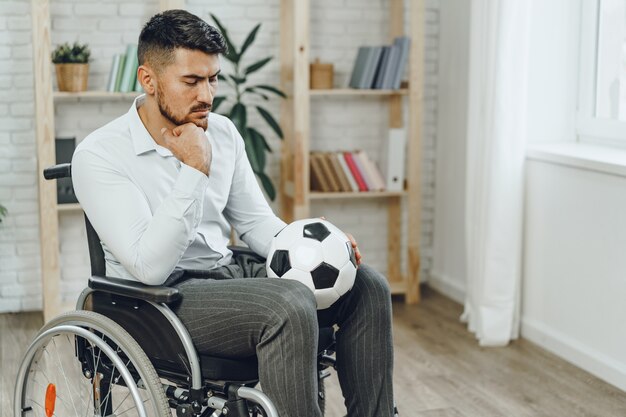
top-left (72, 9), bottom-right (394, 417)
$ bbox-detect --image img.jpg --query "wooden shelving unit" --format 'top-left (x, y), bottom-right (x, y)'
top-left (32, 0), bottom-right (183, 322)
top-left (53, 91), bottom-right (142, 101)
top-left (309, 88), bottom-right (409, 96)
top-left (279, 0), bottom-right (424, 303)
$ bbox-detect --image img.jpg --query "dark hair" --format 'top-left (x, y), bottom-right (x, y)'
top-left (138, 9), bottom-right (227, 71)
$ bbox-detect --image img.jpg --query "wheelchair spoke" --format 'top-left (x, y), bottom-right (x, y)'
top-left (51, 337), bottom-right (89, 413)
top-left (115, 397), bottom-right (150, 416)
top-left (111, 390), bottom-right (132, 415)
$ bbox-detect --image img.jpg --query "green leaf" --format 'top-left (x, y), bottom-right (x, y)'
top-left (0, 204), bottom-right (7, 224)
top-left (244, 57), bottom-right (272, 75)
top-left (228, 74), bottom-right (247, 85)
top-left (242, 130), bottom-right (261, 172)
top-left (256, 106), bottom-right (283, 139)
top-left (240, 23), bottom-right (261, 57)
top-left (209, 13), bottom-right (239, 63)
top-left (252, 84), bottom-right (287, 98)
top-left (229, 103), bottom-right (247, 135)
top-left (247, 128), bottom-right (267, 170)
top-left (248, 127), bottom-right (272, 153)
top-left (255, 170), bottom-right (276, 201)
top-left (243, 87), bottom-right (269, 101)
top-left (212, 96), bottom-right (227, 113)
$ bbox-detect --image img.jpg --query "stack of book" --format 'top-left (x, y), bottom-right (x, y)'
top-left (106, 44), bottom-right (143, 93)
top-left (348, 36), bottom-right (410, 90)
top-left (310, 150), bottom-right (387, 193)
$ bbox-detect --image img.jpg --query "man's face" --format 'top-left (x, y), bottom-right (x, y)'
top-left (154, 48), bottom-right (220, 130)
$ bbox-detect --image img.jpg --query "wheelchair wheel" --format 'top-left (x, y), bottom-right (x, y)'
top-left (14, 310), bottom-right (170, 417)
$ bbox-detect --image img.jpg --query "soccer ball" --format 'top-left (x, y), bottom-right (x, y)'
top-left (266, 218), bottom-right (358, 310)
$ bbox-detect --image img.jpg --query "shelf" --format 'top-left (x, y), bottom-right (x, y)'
top-left (57, 203), bottom-right (82, 212)
top-left (53, 91), bottom-right (141, 101)
top-left (309, 88), bottom-right (408, 96)
top-left (309, 190), bottom-right (407, 200)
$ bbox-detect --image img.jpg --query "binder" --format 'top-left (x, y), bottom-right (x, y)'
top-left (381, 128), bottom-right (406, 191)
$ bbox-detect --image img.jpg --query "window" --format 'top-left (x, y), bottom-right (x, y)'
top-left (577, 0), bottom-right (626, 146)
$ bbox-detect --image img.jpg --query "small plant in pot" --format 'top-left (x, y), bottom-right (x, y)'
top-left (52, 42), bottom-right (91, 92)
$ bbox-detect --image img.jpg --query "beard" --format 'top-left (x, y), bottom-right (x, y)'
top-left (156, 84), bottom-right (211, 130)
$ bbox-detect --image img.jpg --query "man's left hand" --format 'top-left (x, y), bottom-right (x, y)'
top-left (345, 232), bottom-right (362, 266)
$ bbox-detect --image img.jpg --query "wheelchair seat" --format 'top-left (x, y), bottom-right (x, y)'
top-left (87, 275), bottom-right (336, 383)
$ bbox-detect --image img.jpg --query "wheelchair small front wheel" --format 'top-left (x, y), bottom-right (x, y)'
top-left (14, 310), bottom-right (170, 417)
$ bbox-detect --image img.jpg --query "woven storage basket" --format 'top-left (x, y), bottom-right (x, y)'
top-left (55, 63), bottom-right (89, 92)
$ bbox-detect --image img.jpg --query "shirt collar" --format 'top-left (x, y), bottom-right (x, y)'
top-left (128, 95), bottom-right (173, 157)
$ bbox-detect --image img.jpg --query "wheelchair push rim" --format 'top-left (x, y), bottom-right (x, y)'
top-left (14, 311), bottom-right (170, 417)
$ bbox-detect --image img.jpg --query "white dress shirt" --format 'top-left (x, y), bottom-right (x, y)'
top-left (72, 95), bottom-right (286, 285)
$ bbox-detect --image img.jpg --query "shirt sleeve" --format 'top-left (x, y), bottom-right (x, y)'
top-left (72, 149), bottom-right (209, 285)
top-left (223, 123), bottom-right (287, 257)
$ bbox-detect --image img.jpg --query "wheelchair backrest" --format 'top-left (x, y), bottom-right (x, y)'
top-left (43, 163), bottom-right (106, 276)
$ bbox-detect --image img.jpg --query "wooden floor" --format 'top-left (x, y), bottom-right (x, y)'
top-left (2, 287), bottom-right (625, 416)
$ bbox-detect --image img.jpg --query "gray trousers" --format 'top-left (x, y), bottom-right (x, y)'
top-left (169, 254), bottom-right (395, 417)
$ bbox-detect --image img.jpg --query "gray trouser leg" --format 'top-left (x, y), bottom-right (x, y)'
top-left (318, 263), bottom-right (395, 417)
top-left (171, 256), bottom-right (394, 417)
top-left (171, 265), bottom-right (323, 417)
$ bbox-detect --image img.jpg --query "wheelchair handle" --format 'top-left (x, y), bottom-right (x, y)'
top-left (43, 163), bottom-right (72, 180)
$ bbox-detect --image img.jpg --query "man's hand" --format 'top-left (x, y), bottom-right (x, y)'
top-left (345, 232), bottom-right (362, 266)
top-left (161, 123), bottom-right (212, 176)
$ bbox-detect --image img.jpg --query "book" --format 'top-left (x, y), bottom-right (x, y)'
top-left (349, 47), bottom-right (370, 89)
top-left (328, 152), bottom-right (352, 192)
top-left (310, 153), bottom-right (332, 192)
top-left (381, 128), bottom-right (406, 191)
top-left (357, 150), bottom-right (386, 191)
top-left (343, 152), bottom-right (368, 192)
top-left (114, 54), bottom-right (126, 92)
top-left (382, 45), bottom-right (400, 89)
top-left (309, 153), bottom-right (326, 191)
top-left (372, 46), bottom-right (391, 89)
top-left (360, 46), bottom-right (383, 89)
top-left (106, 54), bottom-right (122, 92)
top-left (336, 152), bottom-right (359, 192)
top-left (319, 152), bottom-right (342, 192)
top-left (391, 37), bottom-right (411, 89)
top-left (352, 150), bottom-right (373, 190)
top-left (119, 44), bottom-right (138, 93)
top-left (134, 73), bottom-right (142, 92)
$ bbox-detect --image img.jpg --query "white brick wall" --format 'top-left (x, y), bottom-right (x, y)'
top-left (0, 0), bottom-right (39, 313)
top-left (0, 0), bottom-right (438, 312)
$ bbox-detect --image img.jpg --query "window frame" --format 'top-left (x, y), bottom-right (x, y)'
top-left (576, 0), bottom-right (626, 147)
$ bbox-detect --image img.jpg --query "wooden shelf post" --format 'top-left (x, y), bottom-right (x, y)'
top-left (32, 0), bottom-right (61, 322)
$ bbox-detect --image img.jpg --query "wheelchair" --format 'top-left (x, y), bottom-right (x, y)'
top-left (14, 163), bottom-right (337, 417)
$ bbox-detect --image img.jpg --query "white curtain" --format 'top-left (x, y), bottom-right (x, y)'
top-left (462, 0), bottom-right (532, 346)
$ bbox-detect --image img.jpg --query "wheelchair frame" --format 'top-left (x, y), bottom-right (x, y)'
top-left (15, 163), bottom-right (337, 417)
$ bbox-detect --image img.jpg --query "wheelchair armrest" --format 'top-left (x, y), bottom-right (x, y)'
top-left (43, 163), bottom-right (72, 180)
top-left (88, 275), bottom-right (181, 304)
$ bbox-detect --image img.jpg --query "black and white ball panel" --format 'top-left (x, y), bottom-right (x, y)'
top-left (269, 249), bottom-right (291, 278)
top-left (303, 222), bottom-right (331, 242)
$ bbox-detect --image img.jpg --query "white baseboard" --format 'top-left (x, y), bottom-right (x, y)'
top-left (428, 271), bottom-right (466, 304)
top-left (522, 318), bottom-right (626, 392)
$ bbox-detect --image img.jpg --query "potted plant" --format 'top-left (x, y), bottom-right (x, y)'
top-left (51, 42), bottom-right (91, 92)
top-left (210, 15), bottom-right (286, 201)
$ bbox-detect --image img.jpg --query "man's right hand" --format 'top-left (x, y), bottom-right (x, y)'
top-left (161, 123), bottom-right (212, 176)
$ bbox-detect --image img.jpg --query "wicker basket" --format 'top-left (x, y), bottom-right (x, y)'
top-left (310, 59), bottom-right (333, 90)
top-left (55, 63), bottom-right (89, 92)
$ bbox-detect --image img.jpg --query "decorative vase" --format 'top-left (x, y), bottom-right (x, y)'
top-left (55, 63), bottom-right (89, 92)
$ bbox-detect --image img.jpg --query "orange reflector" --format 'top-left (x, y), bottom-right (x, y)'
top-left (45, 383), bottom-right (56, 417)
